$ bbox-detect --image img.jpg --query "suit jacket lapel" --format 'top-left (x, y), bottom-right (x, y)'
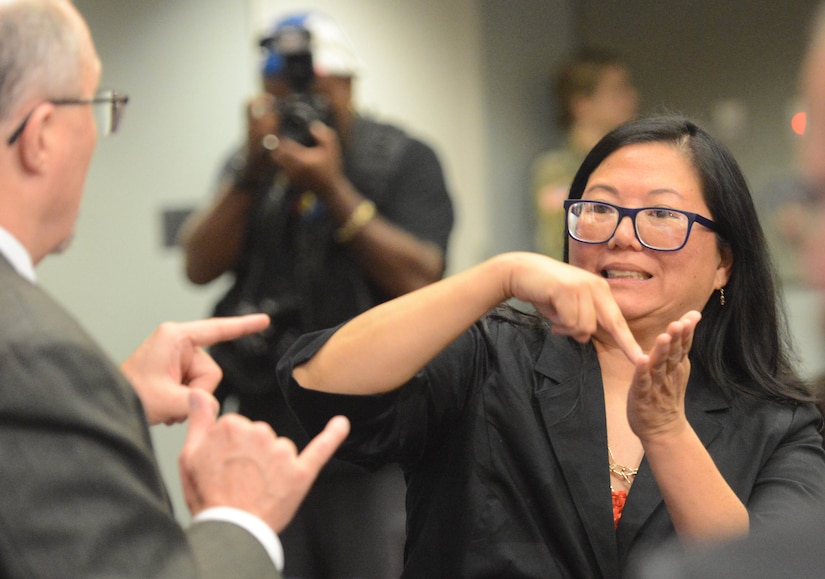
top-left (535, 338), bottom-right (619, 579)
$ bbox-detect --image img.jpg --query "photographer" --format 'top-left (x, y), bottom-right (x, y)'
top-left (179, 11), bottom-right (454, 578)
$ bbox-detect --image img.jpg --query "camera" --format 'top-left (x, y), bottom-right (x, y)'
top-left (260, 25), bottom-right (332, 147)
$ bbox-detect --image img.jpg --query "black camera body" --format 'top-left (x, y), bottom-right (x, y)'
top-left (261, 25), bottom-right (332, 147)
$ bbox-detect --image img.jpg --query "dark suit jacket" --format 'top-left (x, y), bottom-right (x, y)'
top-left (279, 311), bottom-right (825, 578)
top-left (0, 256), bottom-right (279, 578)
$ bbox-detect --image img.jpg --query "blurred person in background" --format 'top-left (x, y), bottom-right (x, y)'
top-left (530, 48), bottom-right (638, 259)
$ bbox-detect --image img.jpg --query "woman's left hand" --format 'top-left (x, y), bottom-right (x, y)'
top-left (627, 310), bottom-right (702, 442)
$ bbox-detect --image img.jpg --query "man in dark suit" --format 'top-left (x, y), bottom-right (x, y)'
top-left (0, 1), bottom-right (348, 577)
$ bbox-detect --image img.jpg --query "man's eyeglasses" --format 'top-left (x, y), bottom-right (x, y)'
top-left (6, 89), bottom-right (129, 145)
top-left (564, 199), bottom-right (719, 252)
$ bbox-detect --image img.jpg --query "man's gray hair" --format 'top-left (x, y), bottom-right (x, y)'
top-left (0, 0), bottom-right (83, 122)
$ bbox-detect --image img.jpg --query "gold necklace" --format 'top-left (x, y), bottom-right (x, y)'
top-left (608, 446), bottom-right (639, 486)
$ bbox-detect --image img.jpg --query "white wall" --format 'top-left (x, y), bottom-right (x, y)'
top-left (479, 0), bottom-right (576, 254)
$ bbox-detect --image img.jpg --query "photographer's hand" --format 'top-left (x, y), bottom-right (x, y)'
top-left (277, 121), bottom-right (446, 296)
top-left (275, 122), bottom-right (344, 193)
top-left (241, 93), bottom-right (281, 181)
top-left (277, 122), bottom-right (372, 229)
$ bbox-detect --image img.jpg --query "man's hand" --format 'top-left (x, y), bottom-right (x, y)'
top-left (179, 389), bottom-right (351, 533)
top-left (120, 314), bottom-right (270, 425)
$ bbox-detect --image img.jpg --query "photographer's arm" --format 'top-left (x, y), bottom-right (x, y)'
top-left (180, 95), bottom-right (279, 285)
top-left (319, 175), bottom-right (445, 296)
top-left (179, 182), bottom-right (256, 285)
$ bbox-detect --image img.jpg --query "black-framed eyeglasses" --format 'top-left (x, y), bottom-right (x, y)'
top-left (564, 199), bottom-right (719, 252)
top-left (6, 89), bottom-right (129, 145)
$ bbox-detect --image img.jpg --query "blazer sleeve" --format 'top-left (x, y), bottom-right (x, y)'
top-left (745, 402), bottom-right (825, 527)
top-left (0, 333), bottom-right (279, 578)
top-left (187, 520), bottom-right (281, 578)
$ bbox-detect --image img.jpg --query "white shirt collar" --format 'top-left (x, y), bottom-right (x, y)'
top-left (0, 226), bottom-right (36, 282)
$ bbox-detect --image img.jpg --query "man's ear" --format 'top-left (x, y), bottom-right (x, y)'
top-left (17, 103), bottom-right (55, 174)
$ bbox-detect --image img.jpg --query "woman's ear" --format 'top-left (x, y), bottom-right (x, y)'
top-left (715, 243), bottom-right (733, 289)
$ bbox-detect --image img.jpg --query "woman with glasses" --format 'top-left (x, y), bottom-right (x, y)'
top-left (276, 116), bottom-right (825, 578)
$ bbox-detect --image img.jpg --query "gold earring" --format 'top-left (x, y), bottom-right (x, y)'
top-left (719, 287), bottom-right (726, 306)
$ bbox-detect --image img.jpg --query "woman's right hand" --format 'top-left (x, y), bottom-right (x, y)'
top-left (500, 252), bottom-right (643, 363)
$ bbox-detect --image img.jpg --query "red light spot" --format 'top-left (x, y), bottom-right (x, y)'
top-left (792, 111), bottom-right (807, 135)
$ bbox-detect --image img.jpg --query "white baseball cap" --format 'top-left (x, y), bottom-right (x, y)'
top-left (259, 11), bottom-right (366, 78)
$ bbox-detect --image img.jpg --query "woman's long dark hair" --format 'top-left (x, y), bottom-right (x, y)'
top-left (563, 115), bottom-right (811, 404)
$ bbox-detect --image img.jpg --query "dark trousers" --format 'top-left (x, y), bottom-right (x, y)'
top-left (281, 464), bottom-right (407, 579)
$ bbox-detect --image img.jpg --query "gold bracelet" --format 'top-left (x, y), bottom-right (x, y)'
top-left (335, 199), bottom-right (376, 243)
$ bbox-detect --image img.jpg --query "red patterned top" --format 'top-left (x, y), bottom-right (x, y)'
top-left (612, 490), bottom-right (628, 529)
